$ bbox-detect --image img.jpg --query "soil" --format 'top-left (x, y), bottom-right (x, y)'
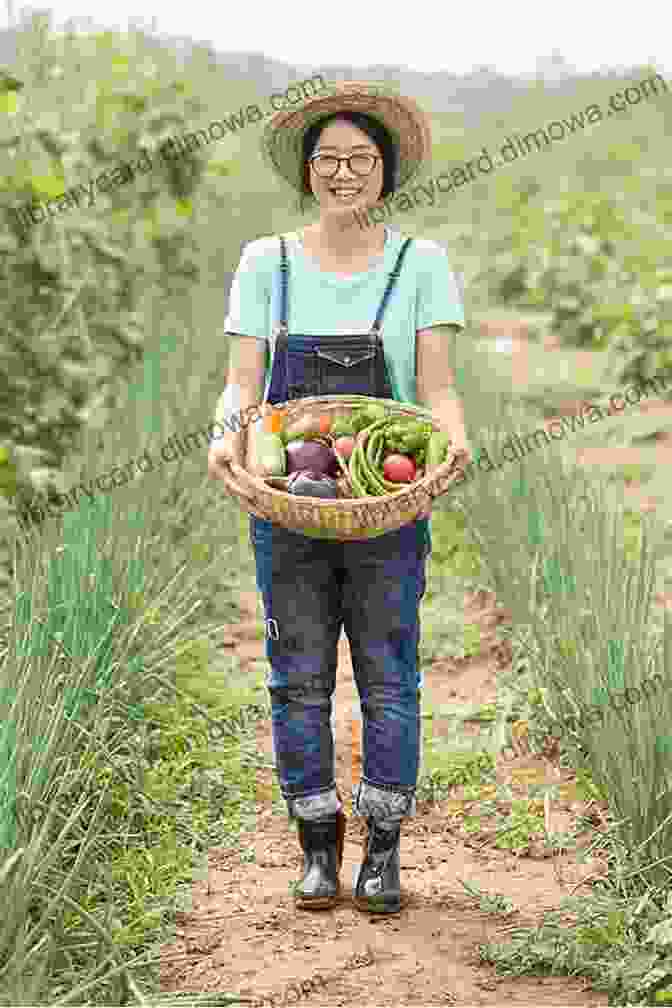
top-left (158, 319), bottom-right (672, 1006)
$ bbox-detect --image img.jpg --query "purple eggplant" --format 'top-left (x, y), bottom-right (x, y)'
top-left (287, 470), bottom-right (339, 499)
top-left (285, 439), bottom-right (339, 478)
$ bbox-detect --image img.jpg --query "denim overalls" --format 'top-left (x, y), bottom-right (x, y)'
top-left (249, 234), bottom-right (430, 828)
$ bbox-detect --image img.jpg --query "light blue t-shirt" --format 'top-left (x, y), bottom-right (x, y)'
top-left (223, 226), bottom-right (465, 407)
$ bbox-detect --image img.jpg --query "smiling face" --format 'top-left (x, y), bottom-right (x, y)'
top-left (307, 117), bottom-right (385, 219)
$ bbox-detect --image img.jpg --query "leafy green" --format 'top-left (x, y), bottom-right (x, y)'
top-left (331, 415), bottom-right (357, 437)
top-left (350, 403), bottom-right (389, 432)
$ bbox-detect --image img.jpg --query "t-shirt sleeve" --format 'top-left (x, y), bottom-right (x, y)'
top-left (415, 242), bottom-right (466, 332)
top-left (224, 240), bottom-right (270, 341)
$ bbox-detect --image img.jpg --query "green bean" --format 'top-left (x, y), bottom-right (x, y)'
top-left (357, 448), bottom-right (382, 496)
top-left (349, 439), bottom-right (369, 497)
top-left (361, 433), bottom-right (389, 494)
top-left (365, 428), bottom-right (385, 472)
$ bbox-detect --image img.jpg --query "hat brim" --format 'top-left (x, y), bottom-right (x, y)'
top-left (261, 80), bottom-right (432, 194)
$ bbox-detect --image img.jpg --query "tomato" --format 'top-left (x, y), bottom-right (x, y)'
top-left (333, 435), bottom-right (356, 460)
top-left (383, 454), bottom-right (416, 483)
top-left (317, 414), bottom-right (332, 435)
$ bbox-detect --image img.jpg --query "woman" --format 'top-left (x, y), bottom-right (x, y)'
top-left (208, 81), bottom-right (471, 915)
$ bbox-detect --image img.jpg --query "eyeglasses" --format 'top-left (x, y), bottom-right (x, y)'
top-left (308, 153), bottom-right (380, 178)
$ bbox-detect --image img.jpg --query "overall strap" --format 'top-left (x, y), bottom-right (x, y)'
top-left (260, 235), bottom-right (289, 407)
top-left (277, 235), bottom-right (289, 336)
top-left (371, 237), bottom-right (413, 337)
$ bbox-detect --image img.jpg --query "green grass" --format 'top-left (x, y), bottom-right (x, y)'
top-left (458, 879), bottom-right (516, 915)
top-left (479, 890), bottom-right (672, 1006)
top-left (49, 655), bottom-right (273, 1003)
top-left (417, 743), bottom-right (495, 803)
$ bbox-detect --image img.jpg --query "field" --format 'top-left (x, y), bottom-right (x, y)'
top-left (2, 12), bottom-right (672, 1006)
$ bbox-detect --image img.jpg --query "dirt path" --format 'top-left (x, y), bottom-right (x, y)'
top-left (158, 319), bottom-right (671, 1006)
top-left (159, 581), bottom-right (612, 1007)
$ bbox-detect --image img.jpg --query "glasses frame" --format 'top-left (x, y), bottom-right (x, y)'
top-left (308, 152), bottom-right (381, 178)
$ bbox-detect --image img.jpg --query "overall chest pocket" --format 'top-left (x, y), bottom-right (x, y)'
top-left (316, 344), bottom-right (378, 396)
top-left (285, 338), bottom-right (380, 399)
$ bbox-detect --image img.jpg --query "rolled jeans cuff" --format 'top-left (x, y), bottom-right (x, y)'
top-left (352, 778), bottom-right (416, 828)
top-left (286, 787), bottom-right (342, 821)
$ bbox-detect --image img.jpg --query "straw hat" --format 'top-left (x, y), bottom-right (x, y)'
top-left (261, 80), bottom-right (432, 194)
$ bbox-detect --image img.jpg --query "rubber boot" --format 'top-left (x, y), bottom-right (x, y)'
top-left (354, 818), bottom-right (401, 914)
top-left (293, 808), bottom-right (346, 910)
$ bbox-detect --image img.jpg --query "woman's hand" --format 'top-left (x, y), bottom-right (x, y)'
top-left (207, 430), bottom-right (245, 482)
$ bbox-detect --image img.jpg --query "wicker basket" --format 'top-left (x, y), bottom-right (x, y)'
top-left (218, 395), bottom-right (466, 541)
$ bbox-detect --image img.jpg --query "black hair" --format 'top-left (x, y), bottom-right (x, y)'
top-left (299, 110), bottom-right (399, 212)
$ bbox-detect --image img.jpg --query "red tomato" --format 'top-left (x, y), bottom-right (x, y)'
top-left (317, 414), bottom-right (332, 435)
top-left (383, 454), bottom-right (416, 483)
top-left (333, 436), bottom-right (356, 460)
